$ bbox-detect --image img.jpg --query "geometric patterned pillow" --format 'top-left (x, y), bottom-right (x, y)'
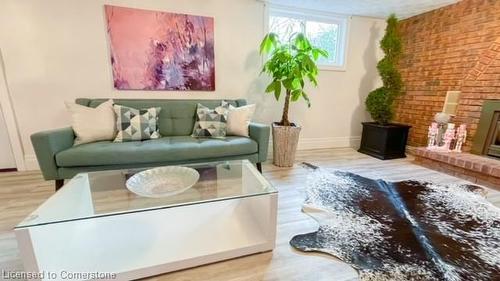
top-left (113, 105), bottom-right (161, 142)
top-left (191, 103), bottom-right (229, 138)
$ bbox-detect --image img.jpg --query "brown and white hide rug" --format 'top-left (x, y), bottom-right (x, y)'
top-left (290, 164), bottom-right (500, 281)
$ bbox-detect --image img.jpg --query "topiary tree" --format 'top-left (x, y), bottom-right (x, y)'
top-left (366, 14), bottom-right (403, 124)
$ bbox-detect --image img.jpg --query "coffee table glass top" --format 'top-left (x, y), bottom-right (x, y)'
top-left (16, 160), bottom-right (275, 228)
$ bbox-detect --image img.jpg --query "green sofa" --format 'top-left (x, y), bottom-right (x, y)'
top-left (31, 99), bottom-right (270, 189)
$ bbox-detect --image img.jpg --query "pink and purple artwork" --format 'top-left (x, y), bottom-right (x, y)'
top-left (105, 5), bottom-right (215, 91)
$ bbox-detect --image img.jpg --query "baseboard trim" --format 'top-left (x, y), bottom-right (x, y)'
top-left (268, 136), bottom-right (361, 155)
top-left (297, 136), bottom-right (361, 150)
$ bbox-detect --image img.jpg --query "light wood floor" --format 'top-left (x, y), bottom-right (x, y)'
top-left (1, 148), bottom-right (499, 281)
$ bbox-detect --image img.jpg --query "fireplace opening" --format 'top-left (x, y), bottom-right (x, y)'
top-left (472, 100), bottom-right (500, 158)
top-left (487, 115), bottom-right (500, 158)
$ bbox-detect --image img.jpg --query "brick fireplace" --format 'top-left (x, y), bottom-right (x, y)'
top-left (411, 99), bottom-right (500, 189)
top-left (395, 0), bottom-right (500, 188)
top-left (395, 0), bottom-right (500, 151)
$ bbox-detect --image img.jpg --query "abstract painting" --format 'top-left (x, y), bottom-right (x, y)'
top-left (105, 5), bottom-right (215, 91)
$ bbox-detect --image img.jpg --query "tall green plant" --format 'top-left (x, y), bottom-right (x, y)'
top-left (260, 33), bottom-right (328, 126)
top-left (365, 14), bottom-right (403, 124)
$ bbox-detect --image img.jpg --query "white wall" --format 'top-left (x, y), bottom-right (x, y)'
top-left (0, 0), bottom-right (384, 170)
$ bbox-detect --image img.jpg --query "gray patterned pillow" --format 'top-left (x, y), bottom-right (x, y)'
top-left (191, 103), bottom-right (229, 138)
top-left (113, 105), bottom-right (161, 142)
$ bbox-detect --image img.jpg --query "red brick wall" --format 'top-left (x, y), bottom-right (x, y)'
top-left (395, 0), bottom-right (500, 150)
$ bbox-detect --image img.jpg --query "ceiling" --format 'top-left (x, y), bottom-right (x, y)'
top-left (266, 0), bottom-right (460, 19)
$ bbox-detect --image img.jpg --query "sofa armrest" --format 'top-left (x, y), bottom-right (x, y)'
top-left (249, 122), bottom-right (270, 163)
top-left (31, 127), bottom-right (75, 180)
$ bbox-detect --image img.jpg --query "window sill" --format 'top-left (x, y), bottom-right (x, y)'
top-left (318, 65), bottom-right (347, 72)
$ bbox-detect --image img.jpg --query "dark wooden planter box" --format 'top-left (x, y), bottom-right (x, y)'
top-left (358, 122), bottom-right (411, 160)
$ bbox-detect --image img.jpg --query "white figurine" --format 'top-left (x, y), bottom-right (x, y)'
top-left (442, 123), bottom-right (456, 151)
top-left (454, 124), bottom-right (467, 152)
top-left (427, 122), bottom-right (439, 148)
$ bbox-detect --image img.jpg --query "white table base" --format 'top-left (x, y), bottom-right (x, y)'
top-left (15, 194), bottom-right (277, 281)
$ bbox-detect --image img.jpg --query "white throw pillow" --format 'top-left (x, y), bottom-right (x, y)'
top-left (226, 104), bottom-right (256, 137)
top-left (65, 99), bottom-right (116, 145)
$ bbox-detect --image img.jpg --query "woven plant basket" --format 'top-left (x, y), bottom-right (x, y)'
top-left (272, 123), bottom-right (301, 167)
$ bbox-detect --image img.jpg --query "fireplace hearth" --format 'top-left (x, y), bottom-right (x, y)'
top-left (472, 100), bottom-right (500, 158)
top-left (410, 100), bottom-right (500, 189)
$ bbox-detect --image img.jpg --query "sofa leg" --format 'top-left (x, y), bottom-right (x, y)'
top-left (55, 179), bottom-right (64, 191)
top-left (256, 162), bottom-right (262, 173)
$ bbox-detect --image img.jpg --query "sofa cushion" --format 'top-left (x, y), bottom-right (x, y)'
top-left (191, 103), bottom-right (229, 138)
top-left (75, 99), bottom-right (247, 137)
top-left (113, 105), bottom-right (161, 142)
top-left (65, 99), bottom-right (116, 146)
top-left (55, 136), bottom-right (258, 167)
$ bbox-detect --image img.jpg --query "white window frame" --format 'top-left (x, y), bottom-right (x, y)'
top-left (265, 4), bottom-right (350, 71)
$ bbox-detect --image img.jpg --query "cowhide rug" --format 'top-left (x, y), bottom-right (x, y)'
top-left (290, 164), bottom-right (500, 281)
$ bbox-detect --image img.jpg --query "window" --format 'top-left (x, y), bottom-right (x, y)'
top-left (268, 7), bottom-right (349, 70)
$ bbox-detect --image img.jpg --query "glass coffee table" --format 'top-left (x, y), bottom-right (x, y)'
top-left (15, 160), bottom-right (277, 280)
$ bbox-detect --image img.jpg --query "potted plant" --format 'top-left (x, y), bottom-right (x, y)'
top-left (259, 33), bottom-right (327, 167)
top-left (358, 14), bottom-right (411, 160)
